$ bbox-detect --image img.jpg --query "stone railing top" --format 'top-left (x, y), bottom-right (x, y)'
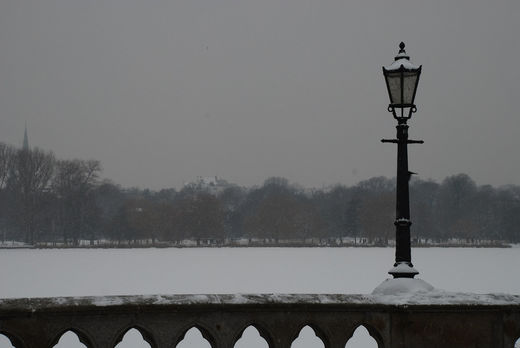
top-left (0, 292), bottom-right (519, 312)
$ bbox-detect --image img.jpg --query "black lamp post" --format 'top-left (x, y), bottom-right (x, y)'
top-left (382, 42), bottom-right (422, 278)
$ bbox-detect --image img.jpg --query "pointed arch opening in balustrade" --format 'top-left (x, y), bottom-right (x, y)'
top-left (345, 325), bottom-right (380, 348)
top-left (0, 332), bottom-right (20, 348)
top-left (51, 329), bottom-right (91, 348)
top-left (113, 327), bottom-right (155, 348)
top-left (514, 337), bottom-right (519, 348)
top-left (291, 325), bottom-right (327, 348)
top-left (175, 326), bottom-right (214, 348)
top-left (345, 325), bottom-right (383, 348)
top-left (234, 325), bottom-right (270, 348)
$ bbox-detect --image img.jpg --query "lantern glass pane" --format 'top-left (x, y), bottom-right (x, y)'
top-left (402, 72), bottom-right (418, 105)
top-left (386, 73), bottom-right (401, 104)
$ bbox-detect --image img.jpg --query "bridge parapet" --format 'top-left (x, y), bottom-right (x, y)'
top-left (1, 293), bottom-right (519, 348)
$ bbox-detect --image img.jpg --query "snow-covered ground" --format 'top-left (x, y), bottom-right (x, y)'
top-left (0, 247), bottom-right (519, 347)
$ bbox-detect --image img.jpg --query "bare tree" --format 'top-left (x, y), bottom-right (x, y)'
top-left (7, 148), bottom-right (55, 244)
top-left (0, 143), bottom-right (15, 189)
top-left (435, 174), bottom-right (477, 242)
top-left (52, 159), bottom-right (101, 245)
top-left (358, 192), bottom-right (394, 245)
top-left (173, 193), bottom-right (225, 245)
top-left (0, 143), bottom-right (16, 241)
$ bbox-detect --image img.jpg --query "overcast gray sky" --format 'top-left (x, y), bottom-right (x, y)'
top-left (0, 0), bottom-right (519, 190)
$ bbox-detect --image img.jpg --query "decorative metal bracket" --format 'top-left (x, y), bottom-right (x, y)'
top-left (388, 104), bottom-right (418, 120)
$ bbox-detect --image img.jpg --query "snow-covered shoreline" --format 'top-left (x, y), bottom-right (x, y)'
top-left (0, 239), bottom-right (514, 249)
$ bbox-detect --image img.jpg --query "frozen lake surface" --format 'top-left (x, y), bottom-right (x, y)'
top-left (0, 247), bottom-right (519, 347)
top-left (0, 247), bottom-right (518, 298)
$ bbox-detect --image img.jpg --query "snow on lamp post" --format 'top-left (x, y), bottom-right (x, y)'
top-left (382, 42), bottom-right (422, 278)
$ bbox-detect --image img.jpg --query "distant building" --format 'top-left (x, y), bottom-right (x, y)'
top-left (183, 176), bottom-right (231, 195)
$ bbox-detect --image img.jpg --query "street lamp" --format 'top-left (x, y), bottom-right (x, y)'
top-left (382, 42), bottom-right (422, 278)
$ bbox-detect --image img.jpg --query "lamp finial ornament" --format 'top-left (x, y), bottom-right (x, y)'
top-left (394, 42), bottom-right (410, 61)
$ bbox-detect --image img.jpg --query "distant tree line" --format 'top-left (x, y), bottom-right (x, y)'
top-left (1, 142), bottom-right (519, 246)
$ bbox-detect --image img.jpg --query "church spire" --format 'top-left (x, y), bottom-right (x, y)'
top-left (23, 122), bottom-right (29, 150)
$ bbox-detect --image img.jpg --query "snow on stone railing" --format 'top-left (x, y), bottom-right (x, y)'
top-left (0, 292), bottom-right (519, 348)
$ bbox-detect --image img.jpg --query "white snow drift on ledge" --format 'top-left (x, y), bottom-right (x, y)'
top-left (370, 277), bottom-right (520, 305)
top-left (372, 278), bottom-right (435, 296)
top-left (1, 288), bottom-right (519, 310)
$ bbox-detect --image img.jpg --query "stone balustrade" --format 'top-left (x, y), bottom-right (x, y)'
top-left (0, 293), bottom-right (519, 348)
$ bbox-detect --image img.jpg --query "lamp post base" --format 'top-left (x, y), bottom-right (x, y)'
top-left (388, 261), bottom-right (419, 278)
